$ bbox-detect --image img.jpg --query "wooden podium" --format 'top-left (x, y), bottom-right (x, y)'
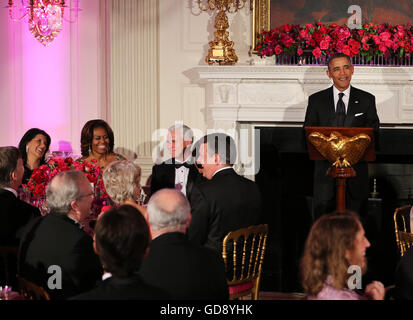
top-left (305, 127), bottom-right (375, 212)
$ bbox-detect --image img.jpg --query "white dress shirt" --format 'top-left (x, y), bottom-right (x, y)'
top-left (174, 159), bottom-right (190, 196)
top-left (333, 86), bottom-right (351, 114)
top-left (2, 187), bottom-right (17, 198)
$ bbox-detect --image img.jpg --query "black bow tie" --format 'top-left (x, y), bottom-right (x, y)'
top-left (174, 162), bottom-right (191, 169)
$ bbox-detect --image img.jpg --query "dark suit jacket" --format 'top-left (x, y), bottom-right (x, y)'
top-left (395, 246), bottom-right (413, 300)
top-left (187, 168), bottom-right (262, 252)
top-left (139, 232), bottom-right (228, 300)
top-left (18, 213), bottom-right (103, 300)
top-left (304, 86), bottom-right (380, 214)
top-left (150, 158), bottom-right (200, 201)
top-left (70, 274), bottom-right (170, 300)
top-left (0, 189), bottom-right (40, 245)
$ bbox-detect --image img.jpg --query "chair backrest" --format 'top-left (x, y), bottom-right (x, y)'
top-left (0, 246), bottom-right (19, 287)
top-left (222, 224), bottom-right (268, 300)
top-left (393, 205), bottom-right (413, 256)
top-left (17, 275), bottom-right (50, 300)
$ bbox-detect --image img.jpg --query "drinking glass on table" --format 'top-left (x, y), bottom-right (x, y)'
top-left (0, 286), bottom-right (12, 300)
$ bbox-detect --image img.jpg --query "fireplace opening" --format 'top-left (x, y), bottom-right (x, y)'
top-left (255, 125), bottom-right (413, 292)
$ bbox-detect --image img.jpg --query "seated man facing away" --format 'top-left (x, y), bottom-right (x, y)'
top-left (19, 170), bottom-right (102, 300)
top-left (300, 211), bottom-right (385, 300)
top-left (0, 146), bottom-right (40, 288)
top-left (72, 205), bottom-right (170, 300)
top-left (139, 189), bottom-right (228, 300)
top-left (0, 146), bottom-right (40, 246)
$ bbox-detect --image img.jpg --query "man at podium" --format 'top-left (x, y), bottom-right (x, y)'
top-left (304, 53), bottom-right (380, 220)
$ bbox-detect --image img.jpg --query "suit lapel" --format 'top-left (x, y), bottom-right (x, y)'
top-left (326, 86), bottom-right (337, 126)
top-left (345, 86), bottom-right (358, 127)
top-left (161, 159), bottom-right (176, 188)
top-left (185, 165), bottom-right (198, 199)
top-left (166, 165), bottom-right (176, 187)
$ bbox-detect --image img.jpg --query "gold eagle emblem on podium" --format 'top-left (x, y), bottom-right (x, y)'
top-left (308, 131), bottom-right (371, 168)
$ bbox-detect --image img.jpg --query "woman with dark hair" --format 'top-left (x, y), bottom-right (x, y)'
top-left (18, 128), bottom-right (51, 184)
top-left (78, 119), bottom-right (125, 170)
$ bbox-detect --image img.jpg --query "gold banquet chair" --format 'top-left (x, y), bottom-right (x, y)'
top-left (222, 224), bottom-right (268, 300)
top-left (393, 205), bottom-right (413, 256)
top-left (17, 275), bottom-right (50, 300)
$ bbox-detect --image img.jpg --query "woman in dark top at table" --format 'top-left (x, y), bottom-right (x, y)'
top-left (18, 128), bottom-right (51, 184)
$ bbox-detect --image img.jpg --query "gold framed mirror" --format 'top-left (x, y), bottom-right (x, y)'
top-left (252, 0), bottom-right (270, 52)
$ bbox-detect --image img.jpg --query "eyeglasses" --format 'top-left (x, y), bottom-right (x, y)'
top-left (77, 191), bottom-right (94, 200)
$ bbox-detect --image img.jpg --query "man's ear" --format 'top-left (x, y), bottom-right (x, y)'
top-left (70, 199), bottom-right (79, 213)
top-left (10, 170), bottom-right (17, 184)
top-left (326, 69), bottom-right (332, 79)
top-left (214, 153), bottom-right (220, 164)
top-left (93, 235), bottom-right (98, 254)
top-left (186, 213), bottom-right (192, 229)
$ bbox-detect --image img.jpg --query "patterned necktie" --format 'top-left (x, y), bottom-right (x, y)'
top-left (336, 92), bottom-right (345, 127)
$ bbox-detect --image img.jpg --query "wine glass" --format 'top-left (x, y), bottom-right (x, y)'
top-left (0, 286), bottom-right (12, 300)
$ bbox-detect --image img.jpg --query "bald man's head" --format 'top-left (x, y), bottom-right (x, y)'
top-left (147, 189), bottom-right (190, 234)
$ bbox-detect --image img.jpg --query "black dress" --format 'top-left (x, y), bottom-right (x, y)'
top-left (22, 166), bottom-right (33, 185)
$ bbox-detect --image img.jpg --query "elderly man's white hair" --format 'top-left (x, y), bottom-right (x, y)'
top-left (147, 189), bottom-right (190, 232)
top-left (46, 170), bottom-right (87, 215)
top-left (168, 123), bottom-right (193, 142)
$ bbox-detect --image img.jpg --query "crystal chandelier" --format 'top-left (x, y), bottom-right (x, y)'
top-left (7, 0), bottom-right (80, 46)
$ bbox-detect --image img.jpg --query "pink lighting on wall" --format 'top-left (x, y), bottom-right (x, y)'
top-left (2, 0), bottom-right (105, 156)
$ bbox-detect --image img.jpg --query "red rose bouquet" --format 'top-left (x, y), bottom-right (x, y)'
top-left (22, 157), bottom-right (110, 216)
top-left (256, 22), bottom-right (413, 65)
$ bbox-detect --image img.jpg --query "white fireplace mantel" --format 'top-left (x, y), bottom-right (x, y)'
top-left (194, 65), bottom-right (413, 130)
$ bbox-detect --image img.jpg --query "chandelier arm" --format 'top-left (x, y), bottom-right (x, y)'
top-left (218, 0), bottom-right (248, 13)
top-left (61, 7), bottom-right (81, 23)
top-left (197, 0), bottom-right (214, 11)
top-left (8, 6), bottom-right (29, 20)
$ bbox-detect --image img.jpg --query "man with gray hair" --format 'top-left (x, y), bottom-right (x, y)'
top-left (0, 146), bottom-right (40, 246)
top-left (139, 189), bottom-right (228, 299)
top-left (19, 170), bottom-right (102, 299)
top-left (187, 133), bottom-right (262, 252)
top-left (150, 123), bottom-right (201, 200)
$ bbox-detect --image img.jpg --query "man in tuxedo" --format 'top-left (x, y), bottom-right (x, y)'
top-left (0, 146), bottom-right (40, 246)
top-left (72, 205), bottom-right (170, 300)
top-left (150, 124), bottom-right (200, 201)
top-left (187, 133), bottom-right (262, 252)
top-left (139, 189), bottom-right (228, 300)
top-left (304, 53), bottom-right (380, 220)
top-left (19, 170), bottom-right (102, 299)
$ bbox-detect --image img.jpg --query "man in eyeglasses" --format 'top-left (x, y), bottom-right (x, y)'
top-left (19, 170), bottom-right (102, 300)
